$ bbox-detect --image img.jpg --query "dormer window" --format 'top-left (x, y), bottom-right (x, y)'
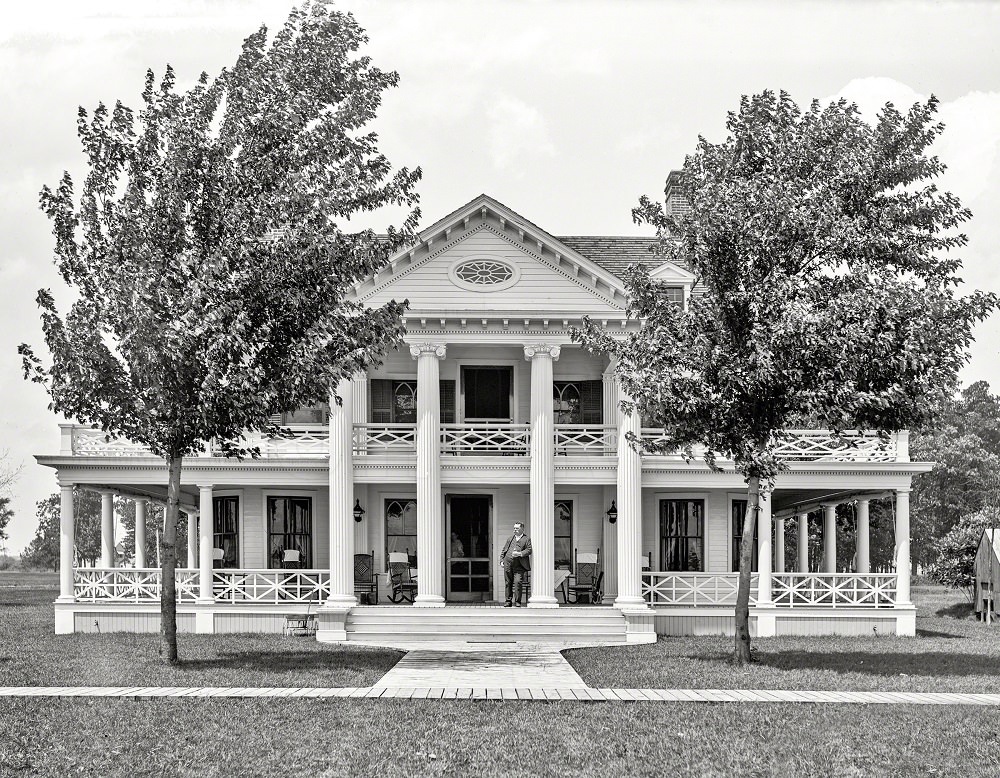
top-left (659, 285), bottom-right (685, 307)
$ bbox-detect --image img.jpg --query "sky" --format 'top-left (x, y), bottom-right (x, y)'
top-left (1, 0), bottom-right (999, 554)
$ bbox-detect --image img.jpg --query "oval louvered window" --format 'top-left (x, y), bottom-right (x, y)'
top-left (450, 258), bottom-right (520, 291)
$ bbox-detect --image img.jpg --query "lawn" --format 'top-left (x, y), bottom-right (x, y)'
top-left (566, 583), bottom-right (1000, 693)
top-left (0, 572), bottom-right (402, 688)
top-left (2, 697), bottom-right (998, 777)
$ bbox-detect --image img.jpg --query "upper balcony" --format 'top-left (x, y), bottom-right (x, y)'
top-left (61, 423), bottom-right (910, 463)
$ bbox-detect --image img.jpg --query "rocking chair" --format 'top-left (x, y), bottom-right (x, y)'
top-left (387, 552), bottom-right (418, 604)
top-left (566, 549), bottom-right (604, 604)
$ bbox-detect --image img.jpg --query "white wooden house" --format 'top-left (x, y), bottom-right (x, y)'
top-left (40, 194), bottom-right (930, 644)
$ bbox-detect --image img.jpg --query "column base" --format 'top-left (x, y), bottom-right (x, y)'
top-left (527, 595), bottom-right (559, 609)
top-left (623, 609), bottom-right (657, 644)
top-left (414, 595), bottom-right (446, 608)
top-left (894, 604), bottom-right (916, 637)
top-left (315, 604), bottom-right (352, 643)
top-left (613, 595), bottom-right (649, 611)
top-left (754, 603), bottom-right (776, 637)
top-left (324, 594), bottom-right (358, 608)
top-left (55, 595), bottom-right (76, 604)
top-left (195, 607), bottom-right (214, 634)
top-left (54, 603), bottom-right (75, 634)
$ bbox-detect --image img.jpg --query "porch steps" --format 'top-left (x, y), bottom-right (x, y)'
top-left (345, 605), bottom-right (628, 647)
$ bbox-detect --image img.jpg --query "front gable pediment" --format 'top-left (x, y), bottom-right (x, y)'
top-left (353, 195), bottom-right (629, 316)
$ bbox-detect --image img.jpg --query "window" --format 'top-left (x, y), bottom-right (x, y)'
top-left (454, 259), bottom-right (514, 286)
top-left (370, 380), bottom-right (455, 423)
top-left (281, 403), bottom-right (329, 425)
top-left (731, 499), bottom-right (759, 572)
top-left (213, 496), bottom-right (239, 569)
top-left (658, 286), bottom-right (685, 306)
top-left (555, 500), bottom-right (573, 569)
top-left (267, 496), bottom-right (312, 568)
top-left (659, 499), bottom-right (704, 571)
top-left (463, 367), bottom-right (512, 421)
top-left (553, 380), bottom-right (603, 424)
top-left (385, 498), bottom-right (417, 567)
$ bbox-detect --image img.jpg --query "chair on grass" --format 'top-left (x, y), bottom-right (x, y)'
top-left (566, 550), bottom-right (604, 604)
top-left (388, 552), bottom-right (418, 604)
top-left (354, 550), bottom-right (379, 605)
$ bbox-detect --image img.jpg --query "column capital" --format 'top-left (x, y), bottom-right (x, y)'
top-left (409, 343), bottom-right (447, 360)
top-left (895, 487), bottom-right (912, 495)
top-left (196, 484), bottom-right (214, 492)
top-left (523, 343), bottom-right (561, 361)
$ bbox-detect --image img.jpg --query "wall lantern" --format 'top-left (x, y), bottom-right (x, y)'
top-left (606, 500), bottom-right (618, 524)
top-left (353, 499), bottom-right (366, 523)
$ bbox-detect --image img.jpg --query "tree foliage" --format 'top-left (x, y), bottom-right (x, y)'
top-left (19, 3), bottom-right (419, 661)
top-left (0, 497), bottom-right (12, 546)
top-left (575, 90), bottom-right (996, 664)
top-left (22, 489), bottom-right (102, 570)
top-left (927, 513), bottom-right (993, 601)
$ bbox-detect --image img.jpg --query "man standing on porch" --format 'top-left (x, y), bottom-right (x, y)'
top-left (500, 522), bottom-right (532, 607)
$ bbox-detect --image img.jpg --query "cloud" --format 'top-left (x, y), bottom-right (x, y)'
top-left (487, 95), bottom-right (555, 172)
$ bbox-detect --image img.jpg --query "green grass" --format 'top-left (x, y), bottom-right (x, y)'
top-left (0, 574), bottom-right (401, 688)
top-left (566, 584), bottom-right (1000, 693)
top-left (2, 698), bottom-right (999, 777)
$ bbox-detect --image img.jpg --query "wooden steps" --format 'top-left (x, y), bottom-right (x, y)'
top-left (345, 605), bottom-right (628, 646)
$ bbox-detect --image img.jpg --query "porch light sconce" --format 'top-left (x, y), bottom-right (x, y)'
top-left (353, 499), bottom-right (365, 523)
top-left (606, 500), bottom-right (618, 524)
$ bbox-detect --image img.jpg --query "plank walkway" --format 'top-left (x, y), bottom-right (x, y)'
top-left (2, 686), bottom-right (1000, 705)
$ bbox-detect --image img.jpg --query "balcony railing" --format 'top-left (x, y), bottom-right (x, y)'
top-left (440, 423), bottom-right (531, 456)
top-left (63, 423), bottom-right (907, 462)
top-left (74, 568), bottom-right (200, 603)
top-left (642, 572), bottom-right (759, 607)
top-left (554, 425), bottom-right (617, 456)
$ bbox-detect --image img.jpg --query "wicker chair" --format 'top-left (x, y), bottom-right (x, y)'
top-left (353, 550), bottom-right (379, 605)
top-left (566, 549), bottom-right (603, 604)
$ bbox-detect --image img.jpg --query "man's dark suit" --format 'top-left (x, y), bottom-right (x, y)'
top-left (500, 532), bottom-right (532, 605)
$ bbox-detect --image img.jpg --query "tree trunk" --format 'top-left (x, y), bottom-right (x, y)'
top-left (734, 475), bottom-right (760, 665)
top-left (160, 455), bottom-right (182, 664)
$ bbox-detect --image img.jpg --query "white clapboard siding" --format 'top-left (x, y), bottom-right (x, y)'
top-left (362, 228), bottom-right (624, 314)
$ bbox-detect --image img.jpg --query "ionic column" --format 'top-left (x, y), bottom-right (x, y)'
top-left (774, 516), bottom-right (785, 574)
top-left (797, 513), bottom-right (810, 572)
top-left (756, 492), bottom-right (772, 604)
top-left (326, 375), bottom-right (358, 607)
top-left (614, 394), bottom-right (646, 610)
top-left (856, 499), bottom-right (871, 574)
top-left (134, 499), bottom-right (147, 568)
top-left (895, 488), bottom-right (911, 604)
top-left (198, 485), bottom-right (214, 603)
top-left (100, 492), bottom-right (115, 568)
top-left (525, 344), bottom-right (560, 608)
top-left (187, 511), bottom-right (198, 569)
top-left (822, 504), bottom-right (837, 574)
top-left (58, 484), bottom-right (75, 601)
top-left (412, 344), bottom-right (446, 607)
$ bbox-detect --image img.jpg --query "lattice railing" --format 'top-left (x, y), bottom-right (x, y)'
top-left (771, 573), bottom-right (897, 607)
top-left (71, 428), bottom-right (156, 457)
top-left (440, 424), bottom-right (530, 456)
top-left (259, 426), bottom-right (330, 457)
top-left (641, 572), bottom-right (759, 606)
top-left (774, 431), bottom-right (897, 462)
top-left (555, 425), bottom-right (617, 456)
top-left (212, 570), bottom-right (331, 603)
top-left (639, 429), bottom-right (899, 462)
top-left (352, 423), bottom-right (416, 454)
top-left (74, 568), bottom-right (200, 603)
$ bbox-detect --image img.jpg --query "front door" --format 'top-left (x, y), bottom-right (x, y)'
top-left (446, 495), bottom-right (492, 601)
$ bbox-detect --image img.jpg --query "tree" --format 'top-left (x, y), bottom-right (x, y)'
top-left (0, 497), bottom-right (12, 547)
top-left (928, 513), bottom-right (993, 602)
top-left (910, 381), bottom-right (1000, 568)
top-left (22, 489), bottom-right (102, 570)
top-left (576, 91), bottom-right (996, 664)
top-left (19, 3), bottom-right (419, 662)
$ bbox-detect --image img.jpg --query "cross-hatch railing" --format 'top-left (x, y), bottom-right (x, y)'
top-left (641, 572), bottom-right (898, 608)
top-left (554, 425), bottom-right (617, 456)
top-left (639, 429), bottom-right (900, 462)
top-left (440, 424), bottom-right (531, 456)
top-left (73, 568), bottom-right (332, 604)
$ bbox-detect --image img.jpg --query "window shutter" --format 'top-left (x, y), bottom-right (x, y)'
top-left (371, 379), bottom-right (393, 423)
top-left (580, 380), bottom-right (603, 424)
top-left (440, 380), bottom-right (456, 424)
top-left (268, 412), bottom-right (283, 426)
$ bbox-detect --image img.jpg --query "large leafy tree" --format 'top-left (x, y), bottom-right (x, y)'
top-left (576, 91), bottom-right (995, 664)
top-left (20, 3), bottom-right (419, 662)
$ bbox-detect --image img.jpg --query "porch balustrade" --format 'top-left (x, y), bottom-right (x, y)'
top-left (771, 573), bottom-right (898, 607)
top-left (65, 423), bottom-right (907, 462)
top-left (641, 571), bottom-right (898, 608)
top-left (73, 568), bottom-right (331, 604)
